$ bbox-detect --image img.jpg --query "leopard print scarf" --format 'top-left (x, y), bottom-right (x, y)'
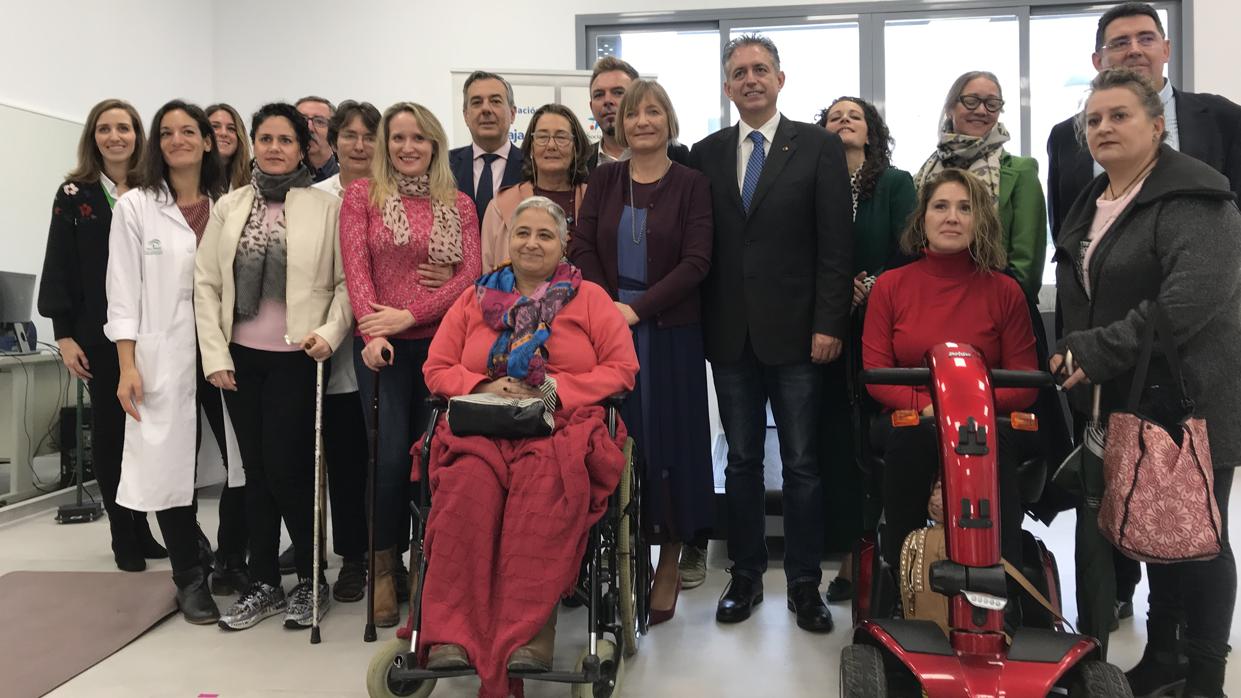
top-left (381, 174), bottom-right (463, 265)
top-left (233, 163), bottom-right (312, 321)
top-left (913, 121), bottom-right (1010, 202)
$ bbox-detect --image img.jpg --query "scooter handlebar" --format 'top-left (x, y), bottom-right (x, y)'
top-left (862, 368), bottom-right (1054, 388)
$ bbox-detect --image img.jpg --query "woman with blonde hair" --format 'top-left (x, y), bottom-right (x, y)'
top-left (38, 98), bottom-right (163, 572)
top-left (339, 102), bottom-right (481, 626)
top-left (207, 103), bottom-right (251, 191)
top-left (862, 168), bottom-right (1039, 604)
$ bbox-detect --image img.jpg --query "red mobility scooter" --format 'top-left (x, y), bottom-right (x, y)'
top-left (840, 342), bottom-right (1132, 697)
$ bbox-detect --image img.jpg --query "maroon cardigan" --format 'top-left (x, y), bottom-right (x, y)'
top-left (570, 161), bottom-right (713, 328)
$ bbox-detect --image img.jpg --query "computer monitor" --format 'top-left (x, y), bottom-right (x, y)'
top-left (0, 271), bottom-right (36, 353)
top-left (0, 271), bottom-right (36, 324)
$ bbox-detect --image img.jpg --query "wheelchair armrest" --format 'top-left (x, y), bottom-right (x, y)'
top-left (600, 392), bottom-right (629, 409)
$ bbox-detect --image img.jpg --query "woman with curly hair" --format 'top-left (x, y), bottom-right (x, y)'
top-left (817, 97), bottom-right (917, 305)
top-left (815, 96), bottom-right (917, 601)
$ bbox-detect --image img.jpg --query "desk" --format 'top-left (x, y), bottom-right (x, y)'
top-left (0, 352), bottom-right (71, 504)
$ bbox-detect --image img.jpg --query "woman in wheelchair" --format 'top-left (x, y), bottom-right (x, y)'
top-left (861, 168), bottom-right (1040, 609)
top-left (419, 196), bottom-right (638, 697)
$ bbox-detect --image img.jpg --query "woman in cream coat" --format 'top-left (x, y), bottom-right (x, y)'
top-left (195, 102), bottom-right (352, 632)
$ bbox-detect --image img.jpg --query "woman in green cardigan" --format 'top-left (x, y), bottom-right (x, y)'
top-left (914, 71), bottom-right (1047, 299)
top-left (818, 96), bottom-right (917, 304)
top-left (814, 96), bottom-right (916, 601)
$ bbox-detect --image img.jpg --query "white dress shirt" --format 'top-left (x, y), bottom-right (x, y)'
top-left (736, 112), bottom-right (782, 193)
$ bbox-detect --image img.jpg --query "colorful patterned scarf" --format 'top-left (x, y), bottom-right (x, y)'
top-left (476, 262), bottom-right (582, 387)
top-left (913, 121), bottom-right (1011, 202)
top-left (381, 174), bottom-right (463, 265)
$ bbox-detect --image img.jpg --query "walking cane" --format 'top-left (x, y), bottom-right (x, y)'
top-left (311, 359), bottom-right (325, 645)
top-left (364, 347), bottom-right (390, 642)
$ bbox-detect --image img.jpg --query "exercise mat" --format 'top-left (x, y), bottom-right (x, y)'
top-left (0, 570), bottom-right (176, 696)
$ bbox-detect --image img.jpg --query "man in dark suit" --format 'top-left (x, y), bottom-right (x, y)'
top-left (690, 34), bottom-right (853, 633)
top-left (1047, 1), bottom-right (1241, 241)
top-left (585, 56), bottom-right (690, 171)
top-left (448, 71), bottom-right (525, 224)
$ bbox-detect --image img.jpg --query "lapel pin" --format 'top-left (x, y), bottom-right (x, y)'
top-left (782, 145), bottom-right (789, 151)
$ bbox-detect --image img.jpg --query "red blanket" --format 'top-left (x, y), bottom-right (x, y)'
top-left (409, 406), bottom-right (626, 698)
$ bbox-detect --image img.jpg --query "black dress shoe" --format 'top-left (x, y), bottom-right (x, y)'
top-left (716, 574), bottom-right (763, 623)
top-left (788, 582), bottom-right (834, 633)
top-left (135, 518), bottom-right (169, 560)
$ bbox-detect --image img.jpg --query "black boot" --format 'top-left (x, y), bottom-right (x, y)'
top-left (1182, 638), bottom-right (1230, 698)
top-left (173, 567), bottom-right (221, 625)
top-left (1126, 612), bottom-right (1188, 697)
top-left (196, 528), bottom-right (216, 573)
top-left (109, 512), bottom-right (145, 572)
top-left (210, 554), bottom-right (251, 596)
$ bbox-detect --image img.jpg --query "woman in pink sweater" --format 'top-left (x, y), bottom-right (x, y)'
top-left (339, 102), bottom-right (481, 625)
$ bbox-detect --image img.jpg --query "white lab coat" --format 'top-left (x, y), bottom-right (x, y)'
top-left (104, 186), bottom-right (242, 511)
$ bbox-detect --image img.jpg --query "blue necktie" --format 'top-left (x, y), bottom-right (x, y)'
top-left (475, 152), bottom-right (500, 224)
top-left (741, 130), bottom-right (766, 214)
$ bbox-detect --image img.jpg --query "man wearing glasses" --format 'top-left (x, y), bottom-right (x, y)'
top-left (1047, 1), bottom-right (1241, 241)
top-left (296, 96), bottom-right (340, 183)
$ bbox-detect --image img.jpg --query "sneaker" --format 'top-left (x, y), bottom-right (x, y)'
top-left (218, 582), bottom-right (286, 631)
top-left (333, 558), bottom-right (366, 603)
top-left (678, 545), bottom-right (708, 590)
top-left (284, 577), bottom-right (331, 629)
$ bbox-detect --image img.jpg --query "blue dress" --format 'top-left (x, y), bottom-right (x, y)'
top-left (616, 181), bottom-right (714, 542)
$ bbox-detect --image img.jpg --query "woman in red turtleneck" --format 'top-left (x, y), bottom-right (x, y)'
top-left (862, 168), bottom-right (1038, 578)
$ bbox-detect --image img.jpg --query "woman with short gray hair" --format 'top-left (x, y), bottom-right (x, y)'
top-left (1054, 67), bottom-right (1241, 698)
top-left (914, 71), bottom-right (1047, 298)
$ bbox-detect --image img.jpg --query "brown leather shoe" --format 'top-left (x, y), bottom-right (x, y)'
top-left (507, 610), bottom-right (557, 673)
top-left (426, 643), bottom-right (470, 670)
top-left (372, 547), bottom-right (399, 627)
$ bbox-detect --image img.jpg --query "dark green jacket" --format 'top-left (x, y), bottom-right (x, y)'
top-left (999, 152), bottom-right (1048, 297)
top-left (854, 167), bottom-right (916, 275)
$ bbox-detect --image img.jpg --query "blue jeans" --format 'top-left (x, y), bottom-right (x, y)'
top-left (353, 336), bottom-right (432, 551)
top-left (713, 340), bottom-right (825, 587)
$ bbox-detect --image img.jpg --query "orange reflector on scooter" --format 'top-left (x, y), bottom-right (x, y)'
top-left (1010, 412), bottom-right (1039, 431)
top-left (891, 410), bottom-right (920, 427)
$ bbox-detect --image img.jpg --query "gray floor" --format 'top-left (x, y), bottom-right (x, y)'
top-left (1, 483), bottom-right (1238, 697)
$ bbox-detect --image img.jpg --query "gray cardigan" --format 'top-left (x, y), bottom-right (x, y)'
top-left (1056, 146), bottom-right (1241, 468)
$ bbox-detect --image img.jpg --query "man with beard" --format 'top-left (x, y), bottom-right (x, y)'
top-left (586, 56), bottom-right (690, 171)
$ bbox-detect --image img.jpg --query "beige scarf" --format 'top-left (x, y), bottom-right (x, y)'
top-left (381, 174), bottom-right (462, 265)
top-left (914, 121), bottom-right (1011, 202)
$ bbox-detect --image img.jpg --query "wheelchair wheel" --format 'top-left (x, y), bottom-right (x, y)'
top-left (366, 638), bottom-right (435, 698)
top-left (570, 638), bottom-right (623, 698)
top-left (617, 438), bottom-right (643, 658)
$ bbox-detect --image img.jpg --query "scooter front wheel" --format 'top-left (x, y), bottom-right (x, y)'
top-left (1065, 660), bottom-right (1133, 697)
top-left (839, 644), bottom-right (888, 697)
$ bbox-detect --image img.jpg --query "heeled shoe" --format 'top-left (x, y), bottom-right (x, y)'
top-left (649, 576), bottom-right (682, 627)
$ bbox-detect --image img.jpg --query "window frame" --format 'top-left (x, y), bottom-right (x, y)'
top-left (576, 0), bottom-right (1187, 160)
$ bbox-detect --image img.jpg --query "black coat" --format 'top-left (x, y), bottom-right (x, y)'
top-left (1047, 88), bottom-right (1241, 241)
top-left (1056, 146), bottom-right (1241, 468)
top-left (37, 180), bottom-right (114, 347)
top-left (689, 116), bottom-right (853, 365)
top-left (448, 144), bottom-right (524, 203)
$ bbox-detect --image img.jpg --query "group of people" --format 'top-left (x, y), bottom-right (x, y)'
top-left (33, 1), bottom-right (1241, 696)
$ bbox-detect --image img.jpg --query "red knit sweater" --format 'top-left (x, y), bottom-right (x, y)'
top-left (339, 178), bottom-right (482, 341)
top-left (861, 250), bottom-right (1038, 413)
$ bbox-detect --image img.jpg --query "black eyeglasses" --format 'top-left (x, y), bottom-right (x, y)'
top-left (1103, 33), bottom-right (1162, 54)
top-left (958, 94), bottom-right (1005, 113)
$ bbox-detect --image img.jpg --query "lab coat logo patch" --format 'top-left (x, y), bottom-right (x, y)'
top-left (144, 240), bottom-right (163, 255)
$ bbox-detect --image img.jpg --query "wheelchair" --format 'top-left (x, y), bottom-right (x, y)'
top-left (366, 395), bottom-right (649, 698)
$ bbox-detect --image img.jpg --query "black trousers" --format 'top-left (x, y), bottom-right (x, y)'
top-left (1146, 468), bottom-right (1236, 651)
top-left (197, 371), bottom-right (246, 560)
top-left (875, 419), bottom-right (1036, 571)
top-left (82, 343), bottom-right (151, 556)
top-left (223, 345), bottom-right (318, 586)
top-left (324, 389), bottom-right (368, 560)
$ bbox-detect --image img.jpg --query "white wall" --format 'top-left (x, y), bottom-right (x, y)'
top-left (1192, 0), bottom-right (1241, 99)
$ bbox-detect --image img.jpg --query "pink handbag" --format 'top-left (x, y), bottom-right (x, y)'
top-left (1098, 305), bottom-right (1222, 564)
